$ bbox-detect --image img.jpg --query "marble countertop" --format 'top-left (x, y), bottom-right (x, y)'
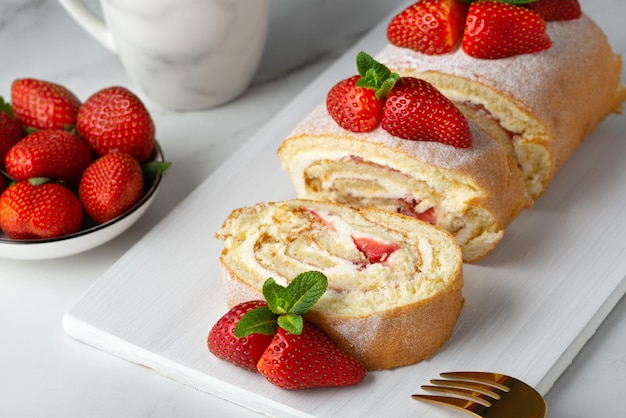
top-left (1, 0), bottom-right (624, 416)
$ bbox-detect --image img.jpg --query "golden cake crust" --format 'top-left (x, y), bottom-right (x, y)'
top-left (278, 106), bottom-right (530, 262)
top-left (217, 200), bottom-right (464, 370)
top-left (377, 14), bottom-right (626, 198)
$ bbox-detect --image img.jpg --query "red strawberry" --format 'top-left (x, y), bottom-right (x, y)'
top-left (5, 130), bottom-right (93, 187)
top-left (0, 105), bottom-right (24, 168)
top-left (326, 52), bottom-right (399, 133)
top-left (257, 322), bottom-right (366, 390)
top-left (352, 236), bottom-right (399, 263)
top-left (207, 272), bottom-right (367, 390)
top-left (0, 179), bottom-right (83, 239)
top-left (10, 78), bottom-right (81, 130)
top-left (387, 0), bottom-right (468, 55)
top-left (76, 86), bottom-right (155, 163)
top-left (524, 0), bottom-right (582, 21)
top-left (381, 77), bottom-right (472, 147)
top-left (208, 300), bottom-right (275, 372)
top-left (326, 75), bottom-right (384, 133)
top-left (462, 1), bottom-right (551, 59)
top-left (78, 153), bottom-right (144, 224)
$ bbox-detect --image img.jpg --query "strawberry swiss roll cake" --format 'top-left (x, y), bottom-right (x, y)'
top-left (278, 51), bottom-right (529, 262)
top-left (379, 0), bottom-right (626, 198)
top-left (216, 199), bottom-right (464, 370)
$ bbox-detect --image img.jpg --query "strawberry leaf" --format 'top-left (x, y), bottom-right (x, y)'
top-left (27, 177), bottom-right (52, 186)
top-left (234, 306), bottom-right (278, 337)
top-left (0, 96), bottom-right (13, 116)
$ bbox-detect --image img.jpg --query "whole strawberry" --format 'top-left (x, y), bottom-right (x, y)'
top-left (257, 322), bottom-right (366, 390)
top-left (382, 76), bottom-right (472, 147)
top-left (462, 1), bottom-right (551, 59)
top-left (0, 100), bottom-right (24, 168)
top-left (524, 0), bottom-right (582, 21)
top-left (207, 271), bottom-right (366, 390)
top-left (76, 87), bottom-right (155, 163)
top-left (208, 300), bottom-right (275, 372)
top-left (0, 179), bottom-right (83, 239)
top-left (326, 52), bottom-right (398, 133)
top-left (10, 78), bottom-right (81, 130)
top-left (78, 153), bottom-right (144, 224)
top-left (5, 130), bottom-right (93, 187)
top-left (387, 0), bottom-right (468, 55)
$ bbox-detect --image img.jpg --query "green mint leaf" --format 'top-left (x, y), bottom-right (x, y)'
top-left (259, 272), bottom-right (328, 335)
top-left (277, 313), bottom-right (304, 335)
top-left (376, 73), bottom-right (400, 100)
top-left (356, 51), bottom-right (376, 77)
top-left (234, 306), bottom-right (278, 337)
top-left (263, 277), bottom-right (292, 314)
top-left (284, 271), bottom-right (328, 316)
top-left (354, 51), bottom-right (398, 99)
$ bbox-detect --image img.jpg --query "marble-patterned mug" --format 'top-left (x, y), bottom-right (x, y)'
top-left (58, 0), bottom-right (271, 110)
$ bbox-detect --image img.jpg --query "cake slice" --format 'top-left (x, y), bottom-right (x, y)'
top-left (216, 199), bottom-right (464, 370)
top-left (378, 10), bottom-right (626, 198)
top-left (278, 105), bottom-right (529, 262)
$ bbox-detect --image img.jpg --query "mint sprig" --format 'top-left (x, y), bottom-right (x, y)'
top-left (234, 271), bottom-right (328, 337)
top-left (355, 51), bottom-right (399, 100)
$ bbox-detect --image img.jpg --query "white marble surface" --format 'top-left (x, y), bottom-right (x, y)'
top-left (0, 0), bottom-right (624, 416)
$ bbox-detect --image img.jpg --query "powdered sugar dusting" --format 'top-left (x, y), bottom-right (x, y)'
top-left (377, 16), bottom-right (606, 119)
top-left (291, 105), bottom-right (502, 179)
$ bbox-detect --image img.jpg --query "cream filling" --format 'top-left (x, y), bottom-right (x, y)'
top-left (220, 203), bottom-right (452, 316)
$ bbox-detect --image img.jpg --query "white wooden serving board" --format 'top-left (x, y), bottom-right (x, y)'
top-left (64, 4), bottom-right (626, 417)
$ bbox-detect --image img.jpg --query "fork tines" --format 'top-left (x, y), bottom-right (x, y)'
top-left (412, 371), bottom-right (513, 413)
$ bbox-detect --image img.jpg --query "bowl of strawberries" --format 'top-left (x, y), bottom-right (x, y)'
top-left (0, 79), bottom-right (170, 260)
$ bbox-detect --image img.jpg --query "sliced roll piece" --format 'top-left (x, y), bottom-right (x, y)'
top-left (278, 105), bottom-right (530, 262)
top-left (377, 14), bottom-right (626, 199)
top-left (216, 199), bottom-right (464, 370)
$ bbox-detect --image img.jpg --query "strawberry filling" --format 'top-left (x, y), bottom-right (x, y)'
top-left (397, 198), bottom-right (437, 225)
top-left (461, 101), bottom-right (516, 142)
top-left (352, 236), bottom-right (399, 264)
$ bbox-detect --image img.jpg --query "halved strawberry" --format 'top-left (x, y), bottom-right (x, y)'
top-left (207, 272), bottom-right (367, 390)
top-left (381, 77), bottom-right (472, 147)
top-left (462, 1), bottom-right (551, 59)
top-left (387, 0), bottom-right (468, 55)
top-left (326, 75), bottom-right (384, 132)
top-left (326, 52), bottom-right (399, 133)
top-left (257, 322), bottom-right (366, 390)
top-left (524, 0), bottom-right (582, 21)
top-left (208, 300), bottom-right (275, 372)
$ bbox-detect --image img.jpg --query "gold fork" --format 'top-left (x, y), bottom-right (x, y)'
top-left (412, 371), bottom-right (547, 418)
